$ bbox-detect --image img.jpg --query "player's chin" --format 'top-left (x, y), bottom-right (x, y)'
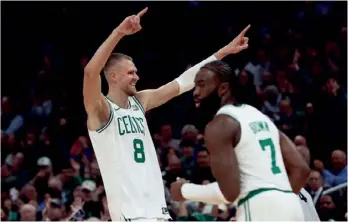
top-left (127, 86), bottom-right (137, 96)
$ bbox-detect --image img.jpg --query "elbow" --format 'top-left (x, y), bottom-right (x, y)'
top-left (84, 65), bottom-right (95, 77)
top-left (221, 185), bottom-right (240, 203)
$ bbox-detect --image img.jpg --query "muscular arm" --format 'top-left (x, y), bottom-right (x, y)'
top-left (83, 29), bottom-right (125, 130)
top-left (204, 114), bottom-right (241, 203)
top-left (279, 131), bottom-right (310, 194)
top-left (136, 50), bottom-right (227, 111)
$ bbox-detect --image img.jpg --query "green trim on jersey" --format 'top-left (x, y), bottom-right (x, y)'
top-left (96, 100), bottom-right (114, 133)
top-left (238, 187), bottom-right (293, 207)
top-left (132, 96), bottom-right (145, 114)
top-left (247, 201), bottom-right (251, 221)
top-left (106, 96), bottom-right (131, 110)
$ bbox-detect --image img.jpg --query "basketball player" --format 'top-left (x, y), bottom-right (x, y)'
top-left (83, 7), bottom-right (251, 221)
top-left (170, 60), bottom-right (310, 220)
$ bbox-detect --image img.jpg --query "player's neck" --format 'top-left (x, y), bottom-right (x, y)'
top-left (220, 93), bottom-right (236, 107)
top-left (107, 88), bottom-right (129, 109)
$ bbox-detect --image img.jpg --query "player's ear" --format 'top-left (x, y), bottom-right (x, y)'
top-left (218, 82), bottom-right (230, 97)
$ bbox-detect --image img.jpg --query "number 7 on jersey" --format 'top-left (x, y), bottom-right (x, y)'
top-left (259, 138), bottom-right (281, 174)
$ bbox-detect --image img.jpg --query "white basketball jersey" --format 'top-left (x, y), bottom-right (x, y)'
top-left (216, 104), bottom-right (292, 200)
top-left (88, 96), bottom-right (170, 220)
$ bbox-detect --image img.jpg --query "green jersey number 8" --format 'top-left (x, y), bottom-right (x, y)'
top-left (133, 139), bottom-right (146, 163)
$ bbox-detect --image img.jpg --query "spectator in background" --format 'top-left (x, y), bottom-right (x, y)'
top-left (315, 150), bottom-right (347, 187)
top-left (261, 85), bottom-right (281, 121)
top-left (181, 124), bottom-right (199, 144)
top-left (19, 204), bottom-right (37, 221)
top-left (275, 98), bottom-right (302, 139)
top-left (235, 70), bottom-right (258, 107)
top-left (244, 49), bottom-right (271, 88)
top-left (179, 140), bottom-right (196, 177)
top-left (305, 170), bottom-right (327, 206)
top-left (317, 194), bottom-right (346, 221)
top-left (1, 97), bottom-right (25, 136)
top-left (189, 148), bottom-right (215, 185)
top-left (294, 135), bottom-right (307, 147)
top-left (159, 124), bottom-right (180, 150)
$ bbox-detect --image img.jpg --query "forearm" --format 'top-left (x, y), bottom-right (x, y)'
top-left (175, 54), bottom-right (217, 94)
top-left (288, 170), bottom-right (310, 194)
top-left (175, 48), bottom-right (229, 95)
top-left (181, 182), bottom-right (232, 205)
top-left (84, 29), bottom-right (125, 76)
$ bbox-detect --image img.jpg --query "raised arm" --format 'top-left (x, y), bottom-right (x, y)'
top-left (136, 25), bottom-right (251, 112)
top-left (279, 131), bottom-right (310, 194)
top-left (204, 114), bottom-right (241, 203)
top-left (83, 8), bottom-right (147, 130)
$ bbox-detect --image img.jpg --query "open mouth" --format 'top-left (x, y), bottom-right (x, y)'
top-left (194, 99), bottom-right (201, 108)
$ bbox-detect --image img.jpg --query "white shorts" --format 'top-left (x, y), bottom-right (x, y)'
top-left (236, 188), bottom-right (305, 221)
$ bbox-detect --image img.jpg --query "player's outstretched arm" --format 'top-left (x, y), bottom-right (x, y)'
top-left (279, 131), bottom-right (310, 194)
top-left (83, 8), bottom-right (147, 130)
top-left (204, 114), bottom-right (241, 203)
top-left (136, 25), bottom-right (251, 112)
top-left (171, 179), bottom-right (237, 205)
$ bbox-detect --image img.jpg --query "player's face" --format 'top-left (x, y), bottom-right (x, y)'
top-left (193, 69), bottom-right (220, 108)
top-left (112, 59), bottom-right (139, 96)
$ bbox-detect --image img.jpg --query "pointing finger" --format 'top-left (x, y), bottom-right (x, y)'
top-left (137, 7), bottom-right (148, 17)
top-left (239, 24), bottom-right (251, 37)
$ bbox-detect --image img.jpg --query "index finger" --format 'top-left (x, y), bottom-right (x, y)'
top-left (137, 7), bottom-right (148, 17)
top-left (239, 24), bottom-right (251, 36)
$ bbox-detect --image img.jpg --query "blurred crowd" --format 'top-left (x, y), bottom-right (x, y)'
top-left (1, 1), bottom-right (347, 221)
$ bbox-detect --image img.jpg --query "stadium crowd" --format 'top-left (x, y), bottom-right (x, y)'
top-left (1, 1), bottom-right (347, 221)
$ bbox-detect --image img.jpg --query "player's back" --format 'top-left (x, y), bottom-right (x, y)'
top-left (217, 104), bottom-right (292, 195)
top-left (88, 97), bottom-right (170, 221)
top-left (217, 104), bottom-right (304, 220)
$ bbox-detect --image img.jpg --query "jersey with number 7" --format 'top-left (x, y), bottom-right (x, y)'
top-left (88, 96), bottom-right (170, 220)
top-left (216, 104), bottom-right (292, 199)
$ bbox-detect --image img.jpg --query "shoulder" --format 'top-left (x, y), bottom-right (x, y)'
top-left (205, 114), bottom-right (241, 147)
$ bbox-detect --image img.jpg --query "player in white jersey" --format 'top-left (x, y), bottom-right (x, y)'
top-left (83, 7), bottom-right (250, 221)
top-left (170, 60), bottom-right (310, 220)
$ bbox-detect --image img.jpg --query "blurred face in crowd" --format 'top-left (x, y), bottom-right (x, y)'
top-left (107, 58), bottom-right (139, 96)
top-left (307, 170), bottom-right (322, 191)
top-left (181, 145), bottom-right (194, 158)
top-left (160, 124), bottom-right (173, 141)
top-left (294, 135), bottom-right (307, 146)
top-left (7, 133), bottom-right (16, 147)
top-left (263, 72), bottom-right (273, 86)
top-left (238, 70), bottom-right (249, 86)
top-left (319, 195), bottom-right (336, 211)
top-left (61, 168), bottom-right (75, 183)
top-left (197, 150), bottom-right (210, 167)
top-left (168, 155), bottom-right (182, 172)
top-left (324, 78), bottom-right (340, 95)
top-left (1, 209), bottom-right (7, 221)
top-left (82, 188), bottom-right (93, 201)
top-left (182, 131), bottom-right (198, 143)
top-left (13, 153), bottom-right (24, 172)
top-left (3, 198), bottom-right (12, 211)
top-left (279, 99), bottom-right (292, 115)
top-left (25, 132), bottom-right (36, 145)
top-left (20, 204), bottom-right (36, 221)
top-left (257, 50), bottom-right (267, 63)
top-left (21, 185), bottom-right (37, 201)
top-left (73, 186), bottom-right (83, 199)
top-left (331, 150), bottom-right (346, 172)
